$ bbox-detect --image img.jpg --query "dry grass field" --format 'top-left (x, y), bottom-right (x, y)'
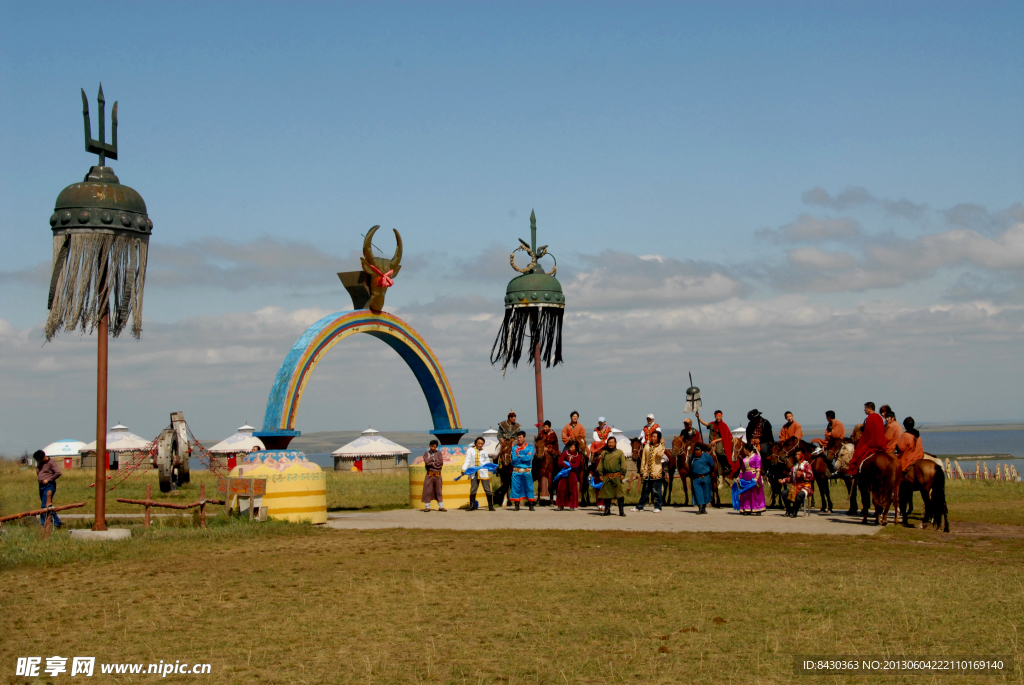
top-left (2, 462), bottom-right (1023, 684)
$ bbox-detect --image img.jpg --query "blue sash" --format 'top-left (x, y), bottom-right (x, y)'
top-left (454, 462), bottom-right (499, 481)
top-left (730, 477), bottom-right (758, 510)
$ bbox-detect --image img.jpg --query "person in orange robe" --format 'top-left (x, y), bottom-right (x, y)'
top-left (882, 407), bottom-right (903, 455)
top-left (778, 412), bottom-right (803, 443)
top-left (895, 417), bottom-right (924, 472)
top-left (561, 411), bottom-right (587, 451)
top-left (848, 402), bottom-right (886, 476)
top-left (812, 410), bottom-right (845, 449)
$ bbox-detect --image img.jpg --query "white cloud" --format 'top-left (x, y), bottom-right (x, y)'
top-left (761, 214), bottom-right (862, 242)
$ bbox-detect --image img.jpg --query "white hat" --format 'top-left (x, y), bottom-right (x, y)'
top-left (598, 416), bottom-right (606, 423)
top-left (647, 414), bottom-right (655, 419)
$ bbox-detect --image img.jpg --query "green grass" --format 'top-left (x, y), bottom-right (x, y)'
top-left (1, 526), bottom-right (1022, 684)
top-left (3, 463), bottom-right (1024, 684)
top-left (0, 463), bottom-right (413, 518)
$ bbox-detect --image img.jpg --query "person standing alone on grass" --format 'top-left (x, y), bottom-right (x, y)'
top-left (510, 431), bottom-right (536, 511)
top-left (633, 430), bottom-right (665, 513)
top-left (596, 436), bottom-right (627, 517)
top-left (34, 450), bottom-right (62, 528)
top-left (462, 436), bottom-right (494, 511)
top-left (689, 443), bottom-right (715, 514)
top-left (421, 440), bottom-right (446, 512)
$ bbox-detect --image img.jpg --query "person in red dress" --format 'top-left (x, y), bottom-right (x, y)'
top-left (554, 441), bottom-right (583, 510)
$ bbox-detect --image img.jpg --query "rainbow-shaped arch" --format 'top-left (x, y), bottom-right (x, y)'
top-left (255, 310), bottom-right (465, 447)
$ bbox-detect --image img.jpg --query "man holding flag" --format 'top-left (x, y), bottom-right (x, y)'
top-left (698, 410), bottom-right (737, 478)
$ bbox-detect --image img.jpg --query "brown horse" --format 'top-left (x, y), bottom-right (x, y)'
top-left (899, 456), bottom-right (949, 532)
top-left (492, 439), bottom-right (514, 507)
top-left (766, 441), bottom-right (797, 509)
top-left (625, 438), bottom-right (643, 495)
top-left (857, 451), bottom-right (901, 525)
top-left (532, 435), bottom-right (557, 506)
top-left (670, 435), bottom-right (694, 506)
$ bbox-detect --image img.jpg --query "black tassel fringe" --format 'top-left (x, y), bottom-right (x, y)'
top-left (490, 306), bottom-right (563, 375)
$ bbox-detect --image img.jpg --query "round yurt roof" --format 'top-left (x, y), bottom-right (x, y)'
top-left (208, 424), bottom-right (265, 454)
top-left (731, 426), bottom-right (747, 442)
top-left (481, 427), bottom-right (499, 454)
top-left (332, 429), bottom-right (410, 458)
top-left (42, 439), bottom-right (87, 457)
top-left (83, 424), bottom-right (152, 453)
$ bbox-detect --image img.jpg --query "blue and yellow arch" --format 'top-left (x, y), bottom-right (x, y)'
top-left (255, 310), bottom-right (466, 448)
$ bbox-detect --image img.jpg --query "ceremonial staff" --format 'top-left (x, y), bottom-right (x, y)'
top-left (490, 210), bottom-right (564, 428)
top-left (45, 85), bottom-right (153, 531)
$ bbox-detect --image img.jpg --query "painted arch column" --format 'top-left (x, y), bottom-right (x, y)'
top-left (255, 310), bottom-right (466, 449)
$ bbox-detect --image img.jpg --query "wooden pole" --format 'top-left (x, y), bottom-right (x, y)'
top-left (199, 482), bottom-right (207, 529)
top-left (94, 311), bottom-right (108, 531)
top-left (534, 340), bottom-right (544, 430)
top-left (144, 483), bottom-right (151, 528)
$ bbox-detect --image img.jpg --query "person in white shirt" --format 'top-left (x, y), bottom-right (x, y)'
top-left (461, 436), bottom-right (494, 511)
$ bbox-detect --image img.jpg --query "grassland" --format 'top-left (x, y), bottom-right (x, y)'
top-left (2, 462), bottom-right (1023, 684)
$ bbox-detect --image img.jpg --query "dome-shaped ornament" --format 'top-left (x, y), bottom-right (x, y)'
top-left (490, 210), bottom-right (565, 375)
top-left (45, 84), bottom-right (152, 342)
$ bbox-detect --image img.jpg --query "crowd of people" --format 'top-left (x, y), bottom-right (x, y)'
top-left (419, 404), bottom-right (929, 521)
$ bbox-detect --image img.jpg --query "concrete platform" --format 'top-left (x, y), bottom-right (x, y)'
top-left (68, 528), bottom-right (132, 541)
top-left (326, 505), bottom-right (882, 536)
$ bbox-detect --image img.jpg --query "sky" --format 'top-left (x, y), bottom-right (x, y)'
top-left (1, 2), bottom-right (1023, 454)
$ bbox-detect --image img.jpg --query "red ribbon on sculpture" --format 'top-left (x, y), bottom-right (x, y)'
top-left (369, 265), bottom-right (394, 288)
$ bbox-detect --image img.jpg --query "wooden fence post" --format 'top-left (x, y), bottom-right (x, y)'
top-left (144, 483), bottom-right (152, 528)
top-left (42, 490), bottom-right (53, 539)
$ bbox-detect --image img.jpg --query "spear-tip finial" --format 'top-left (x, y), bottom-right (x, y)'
top-left (530, 209), bottom-right (537, 253)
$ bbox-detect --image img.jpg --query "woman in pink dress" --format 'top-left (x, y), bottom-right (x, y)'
top-left (739, 447), bottom-right (766, 515)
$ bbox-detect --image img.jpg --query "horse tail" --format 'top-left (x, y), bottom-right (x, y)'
top-left (933, 465), bottom-right (949, 532)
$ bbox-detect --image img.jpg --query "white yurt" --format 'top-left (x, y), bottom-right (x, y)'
top-left (481, 427), bottom-right (500, 456)
top-left (42, 439), bottom-right (87, 469)
top-left (731, 426), bottom-right (747, 443)
top-left (82, 424), bottom-right (152, 469)
top-left (208, 424), bottom-right (265, 470)
top-left (610, 427), bottom-right (631, 449)
top-left (332, 427), bottom-right (410, 472)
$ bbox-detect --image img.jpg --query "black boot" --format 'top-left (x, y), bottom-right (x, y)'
top-left (602, 501), bottom-right (612, 516)
top-left (469, 495), bottom-right (477, 511)
top-left (486, 493), bottom-right (495, 511)
top-left (528, 501), bottom-right (535, 511)
top-left (618, 497), bottom-right (626, 517)
top-left (514, 501), bottom-right (520, 511)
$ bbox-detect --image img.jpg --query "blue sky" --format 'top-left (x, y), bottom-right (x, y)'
top-left (1, 2), bottom-right (1023, 452)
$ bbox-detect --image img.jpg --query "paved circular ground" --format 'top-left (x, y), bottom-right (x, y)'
top-left (326, 504), bottom-right (883, 535)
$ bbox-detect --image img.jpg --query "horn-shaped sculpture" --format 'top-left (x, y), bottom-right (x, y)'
top-left (338, 226), bottom-right (403, 312)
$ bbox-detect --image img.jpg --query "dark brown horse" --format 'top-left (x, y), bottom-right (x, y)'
top-left (857, 451), bottom-right (901, 526)
top-left (532, 434), bottom-right (558, 506)
top-left (662, 442), bottom-right (679, 505)
top-left (899, 457), bottom-right (949, 532)
top-left (492, 439), bottom-right (514, 507)
top-left (670, 435), bottom-right (693, 507)
top-left (766, 441), bottom-right (797, 509)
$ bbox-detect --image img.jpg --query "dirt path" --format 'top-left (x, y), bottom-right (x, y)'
top-left (326, 504), bottom-right (883, 535)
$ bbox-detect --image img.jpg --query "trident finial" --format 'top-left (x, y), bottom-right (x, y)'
top-left (81, 83), bottom-right (118, 166)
